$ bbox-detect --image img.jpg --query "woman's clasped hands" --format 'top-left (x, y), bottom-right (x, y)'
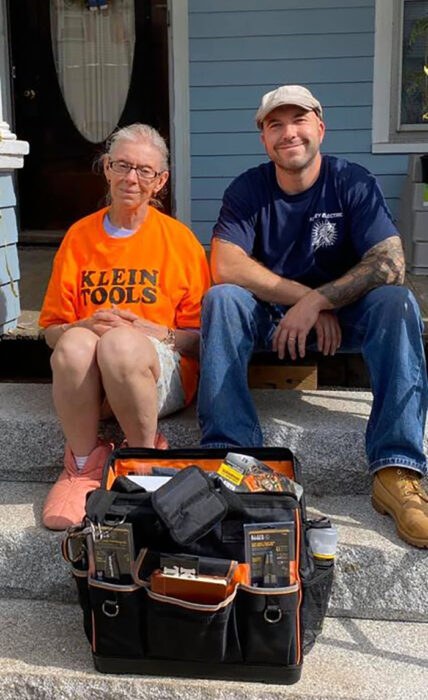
top-left (80, 307), bottom-right (169, 341)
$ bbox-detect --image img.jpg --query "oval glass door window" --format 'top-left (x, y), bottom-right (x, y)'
top-left (50, 0), bottom-right (135, 143)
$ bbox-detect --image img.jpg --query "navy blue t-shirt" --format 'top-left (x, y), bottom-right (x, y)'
top-left (213, 155), bottom-right (399, 288)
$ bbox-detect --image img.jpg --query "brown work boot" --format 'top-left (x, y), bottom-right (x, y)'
top-left (371, 467), bottom-right (428, 548)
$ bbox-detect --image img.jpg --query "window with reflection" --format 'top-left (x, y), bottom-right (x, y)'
top-left (401, 0), bottom-right (428, 127)
top-left (50, 0), bottom-right (135, 143)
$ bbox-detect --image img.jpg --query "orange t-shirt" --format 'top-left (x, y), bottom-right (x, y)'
top-left (39, 206), bottom-right (211, 403)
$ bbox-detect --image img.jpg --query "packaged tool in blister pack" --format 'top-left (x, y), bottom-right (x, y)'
top-left (218, 452), bottom-right (303, 498)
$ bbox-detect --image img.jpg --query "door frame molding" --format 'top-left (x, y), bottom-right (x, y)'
top-left (0, 0), bottom-right (12, 124)
top-left (0, 0), bottom-right (29, 167)
top-left (168, 0), bottom-right (190, 227)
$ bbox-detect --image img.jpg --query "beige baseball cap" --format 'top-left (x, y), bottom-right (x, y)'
top-left (255, 85), bottom-right (323, 128)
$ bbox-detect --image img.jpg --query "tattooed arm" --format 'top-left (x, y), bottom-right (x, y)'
top-left (273, 236), bottom-right (405, 360)
top-left (316, 236), bottom-right (405, 309)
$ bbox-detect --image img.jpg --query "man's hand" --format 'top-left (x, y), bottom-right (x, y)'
top-left (273, 295), bottom-right (320, 360)
top-left (272, 292), bottom-right (340, 360)
top-left (314, 311), bottom-right (342, 356)
top-left (272, 237), bottom-right (403, 359)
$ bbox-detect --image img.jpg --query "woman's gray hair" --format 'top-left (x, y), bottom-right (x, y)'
top-left (100, 123), bottom-right (169, 207)
top-left (106, 123), bottom-right (169, 171)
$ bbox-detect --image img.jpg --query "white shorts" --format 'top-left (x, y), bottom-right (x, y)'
top-left (148, 336), bottom-right (186, 418)
top-left (100, 336), bottom-right (186, 420)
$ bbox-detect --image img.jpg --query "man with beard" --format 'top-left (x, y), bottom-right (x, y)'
top-left (198, 84), bottom-right (428, 549)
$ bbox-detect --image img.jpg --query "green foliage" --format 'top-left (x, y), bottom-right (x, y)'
top-left (408, 16), bottom-right (428, 47)
top-left (403, 13), bottom-right (428, 122)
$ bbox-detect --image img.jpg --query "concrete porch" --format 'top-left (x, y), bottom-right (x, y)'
top-left (0, 248), bottom-right (426, 698)
top-left (0, 382), bottom-right (426, 698)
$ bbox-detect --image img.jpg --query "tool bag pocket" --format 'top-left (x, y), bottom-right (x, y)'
top-left (151, 466), bottom-right (227, 546)
top-left (72, 570), bottom-right (92, 644)
top-left (88, 580), bottom-right (145, 658)
top-left (63, 530), bottom-right (94, 645)
top-left (236, 584), bottom-right (301, 665)
top-left (301, 563), bottom-right (334, 654)
top-left (144, 588), bottom-right (241, 663)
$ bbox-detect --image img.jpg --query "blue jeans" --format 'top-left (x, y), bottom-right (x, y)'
top-left (197, 284), bottom-right (428, 476)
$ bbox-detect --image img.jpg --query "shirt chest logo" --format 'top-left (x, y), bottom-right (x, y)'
top-left (309, 211), bottom-right (343, 251)
top-left (311, 220), bottom-right (338, 250)
top-left (80, 268), bottom-right (159, 306)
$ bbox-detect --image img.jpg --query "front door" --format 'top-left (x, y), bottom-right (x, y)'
top-left (8, 0), bottom-right (170, 239)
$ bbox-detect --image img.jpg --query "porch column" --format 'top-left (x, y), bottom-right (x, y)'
top-left (0, 7), bottom-right (29, 333)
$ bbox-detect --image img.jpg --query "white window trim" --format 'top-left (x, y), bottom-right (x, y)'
top-left (168, 0), bottom-right (191, 226)
top-left (373, 0), bottom-right (428, 153)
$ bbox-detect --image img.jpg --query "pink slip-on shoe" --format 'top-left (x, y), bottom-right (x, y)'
top-left (154, 431), bottom-right (169, 450)
top-left (42, 442), bottom-right (112, 531)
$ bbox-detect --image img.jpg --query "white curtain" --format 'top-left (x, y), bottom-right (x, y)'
top-left (50, 0), bottom-right (135, 143)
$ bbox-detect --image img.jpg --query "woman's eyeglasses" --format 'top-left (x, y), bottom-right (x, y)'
top-left (109, 160), bottom-right (164, 180)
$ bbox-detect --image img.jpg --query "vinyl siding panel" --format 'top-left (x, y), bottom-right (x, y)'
top-left (189, 8), bottom-right (374, 38)
top-left (190, 83), bottom-right (374, 110)
top-left (0, 175), bottom-right (20, 330)
top-left (190, 58), bottom-right (374, 86)
top-left (192, 1), bottom-right (373, 11)
top-left (188, 0), bottom-right (408, 246)
top-left (0, 174), bottom-right (16, 208)
top-left (0, 207), bottom-right (19, 245)
top-left (191, 107), bottom-right (373, 133)
top-left (191, 34), bottom-right (374, 62)
top-left (0, 282), bottom-right (20, 332)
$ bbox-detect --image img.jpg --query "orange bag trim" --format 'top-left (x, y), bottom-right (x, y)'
top-left (112, 457), bottom-right (294, 483)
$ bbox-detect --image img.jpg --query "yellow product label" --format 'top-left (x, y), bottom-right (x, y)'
top-left (218, 462), bottom-right (244, 485)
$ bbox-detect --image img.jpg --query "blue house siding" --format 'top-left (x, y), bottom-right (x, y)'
top-left (0, 174), bottom-right (20, 332)
top-left (188, 0), bottom-right (408, 245)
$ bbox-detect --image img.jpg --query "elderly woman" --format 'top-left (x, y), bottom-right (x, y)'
top-left (39, 123), bottom-right (210, 530)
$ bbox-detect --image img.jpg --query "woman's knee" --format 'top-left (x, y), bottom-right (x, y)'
top-left (50, 327), bottom-right (98, 375)
top-left (97, 327), bottom-right (158, 379)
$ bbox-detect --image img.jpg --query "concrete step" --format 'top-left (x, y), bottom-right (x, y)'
top-left (0, 597), bottom-right (426, 699)
top-left (1, 482), bottom-right (426, 621)
top-left (3, 383), bottom-right (428, 495)
top-left (308, 495), bottom-right (428, 622)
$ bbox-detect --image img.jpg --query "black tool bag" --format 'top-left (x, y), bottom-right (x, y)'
top-left (62, 447), bottom-right (334, 685)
